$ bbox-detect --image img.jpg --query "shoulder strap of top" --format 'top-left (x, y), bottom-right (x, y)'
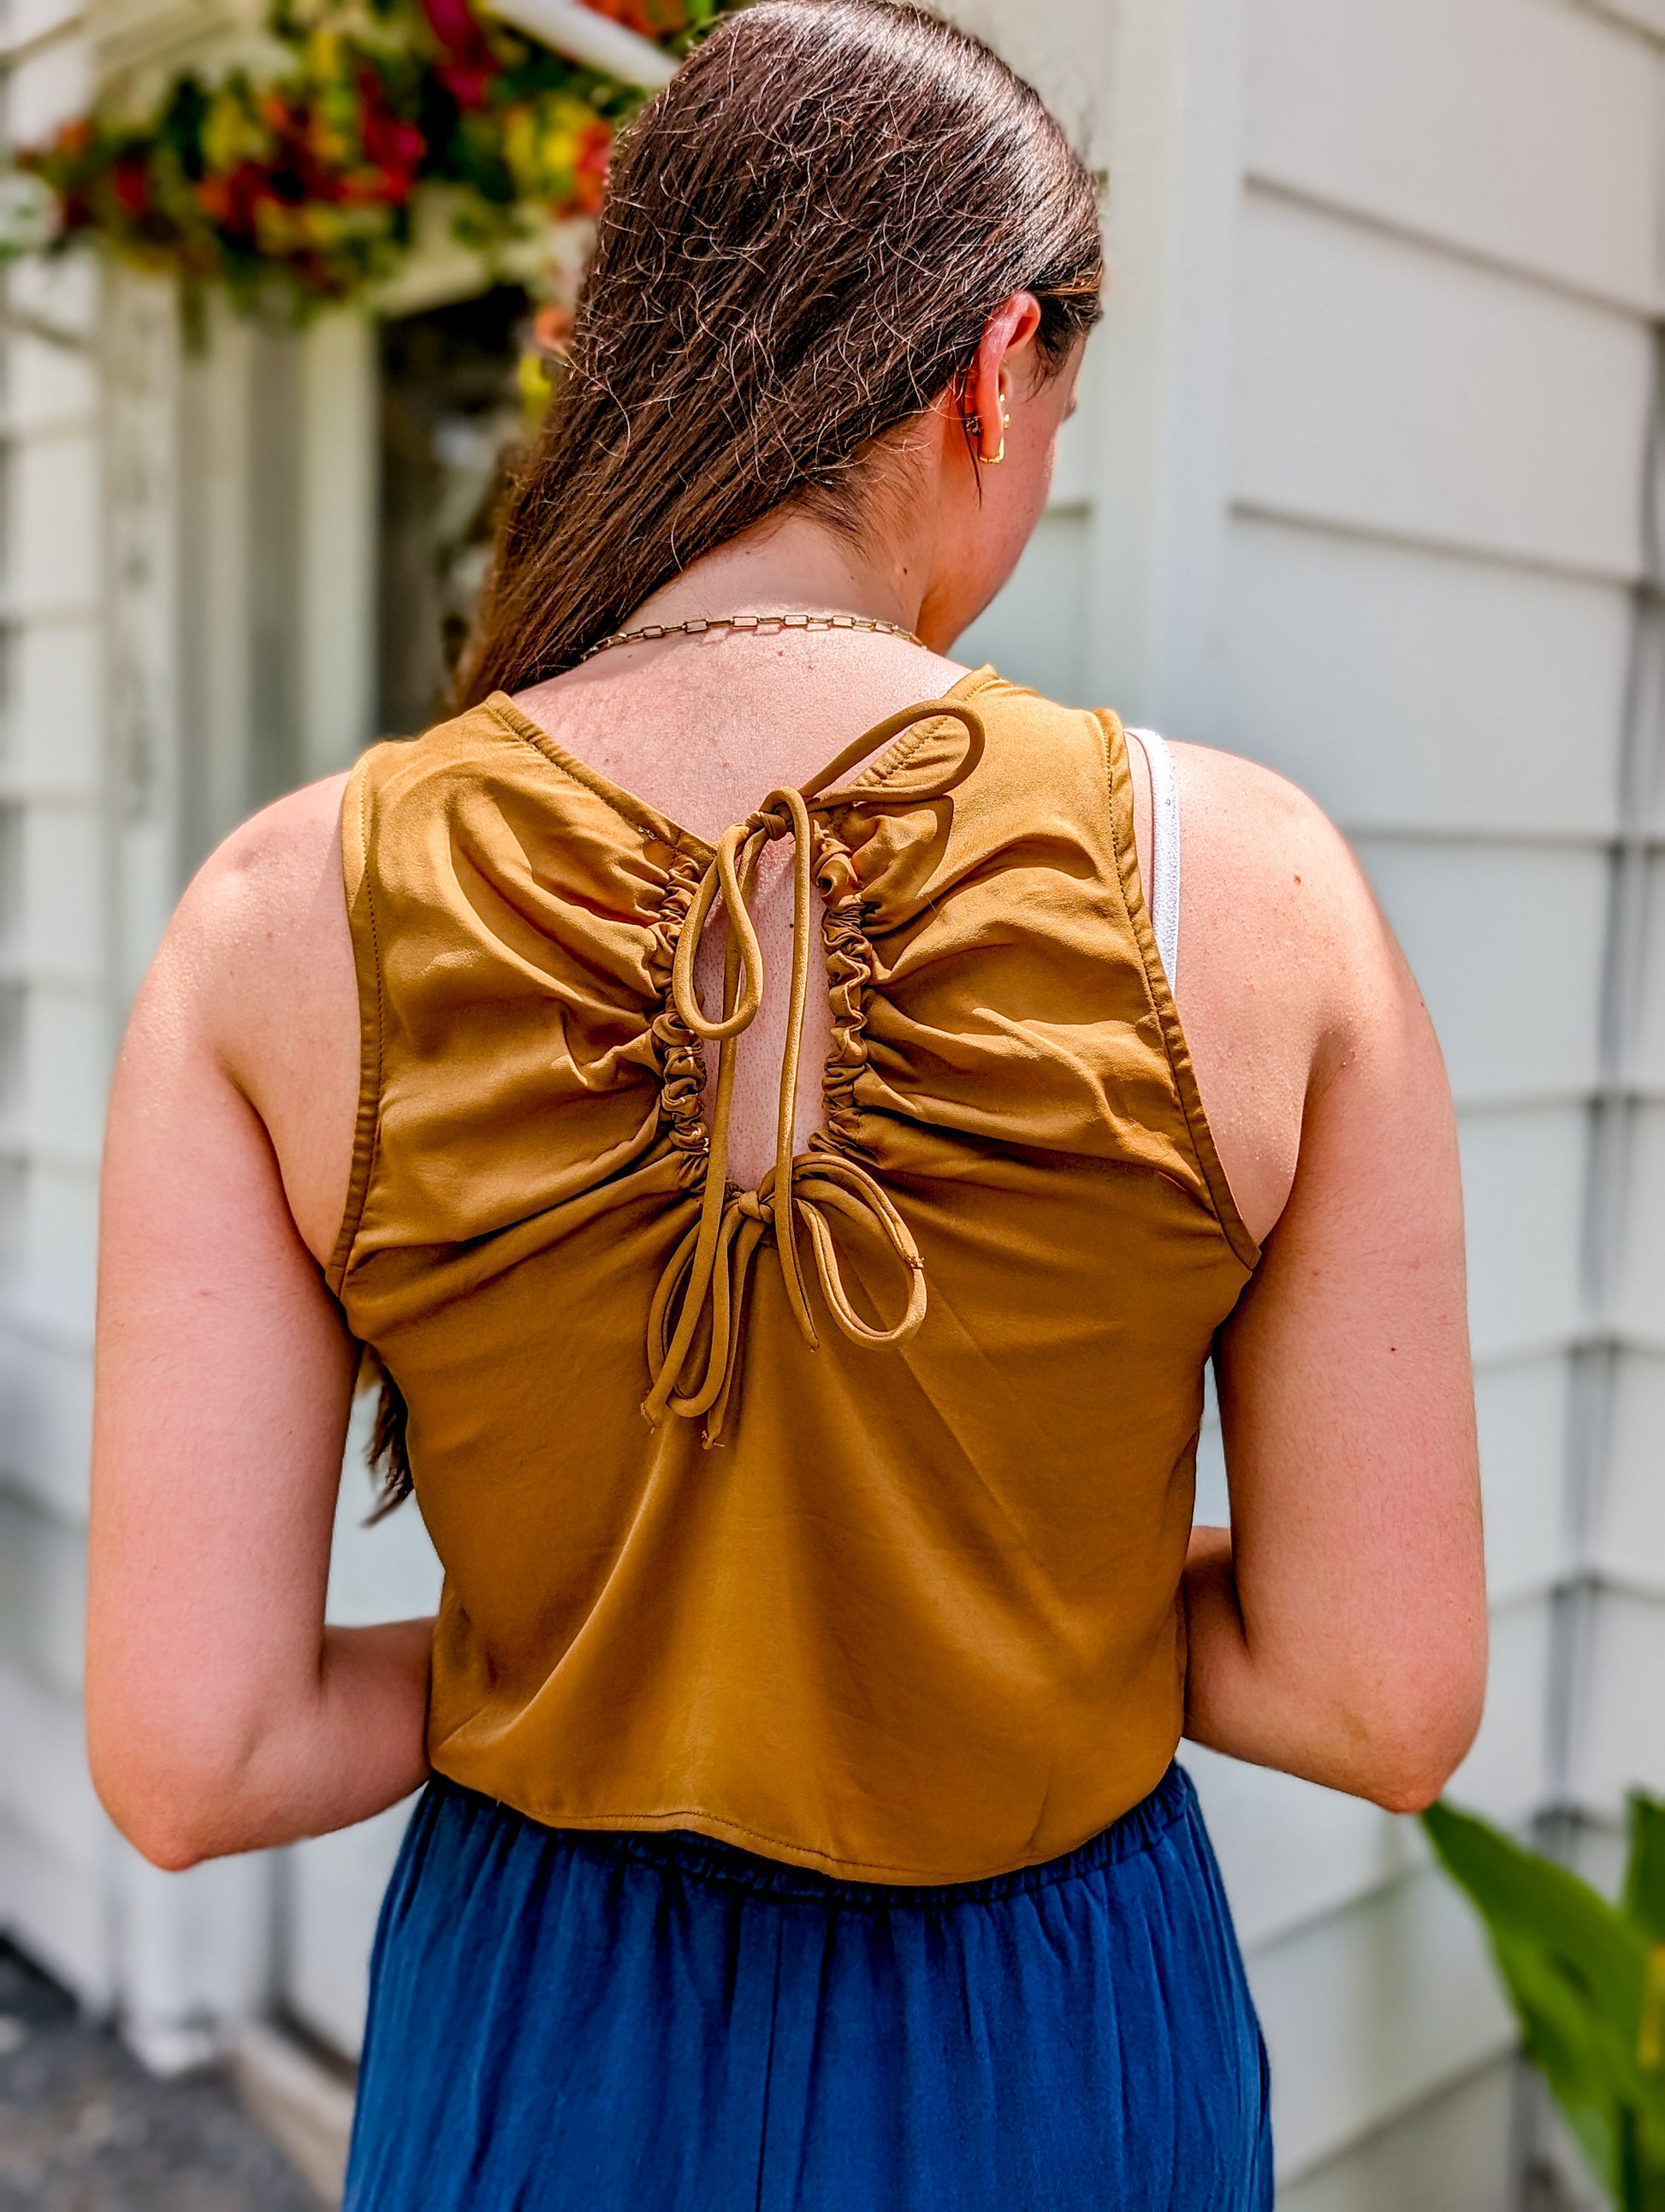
top-left (1127, 727), bottom-right (1181, 989)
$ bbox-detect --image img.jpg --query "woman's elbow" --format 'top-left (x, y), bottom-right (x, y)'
top-left (1352, 1646), bottom-right (1488, 1817)
top-left (91, 1751), bottom-right (221, 1871)
top-left (87, 1700), bottom-right (269, 1871)
top-left (1366, 1758), bottom-right (1461, 1820)
top-left (119, 1807), bottom-right (212, 1875)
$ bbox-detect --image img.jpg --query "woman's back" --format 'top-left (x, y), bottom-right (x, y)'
top-left (325, 660), bottom-right (1258, 1879)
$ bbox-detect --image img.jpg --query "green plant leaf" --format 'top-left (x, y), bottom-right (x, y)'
top-left (1489, 1918), bottom-right (1628, 2197)
top-left (1425, 1800), bottom-right (1657, 2205)
top-left (1425, 1801), bottom-right (1646, 2022)
top-left (1626, 1795), bottom-right (1665, 1947)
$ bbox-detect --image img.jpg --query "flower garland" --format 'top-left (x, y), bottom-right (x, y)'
top-left (7, 0), bottom-right (727, 317)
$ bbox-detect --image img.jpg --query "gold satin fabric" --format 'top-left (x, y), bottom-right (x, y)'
top-left (330, 669), bottom-right (1258, 1883)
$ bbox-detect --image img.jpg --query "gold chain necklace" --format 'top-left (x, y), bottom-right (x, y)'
top-left (578, 610), bottom-right (925, 662)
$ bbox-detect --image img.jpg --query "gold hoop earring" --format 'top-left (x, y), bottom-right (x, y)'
top-left (967, 397), bottom-right (1011, 466)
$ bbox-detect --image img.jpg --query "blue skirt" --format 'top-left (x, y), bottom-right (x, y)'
top-left (345, 1764), bottom-right (1271, 2210)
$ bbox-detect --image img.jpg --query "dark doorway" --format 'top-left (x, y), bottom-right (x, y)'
top-left (377, 286), bottom-right (530, 738)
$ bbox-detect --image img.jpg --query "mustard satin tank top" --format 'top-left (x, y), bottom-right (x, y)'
top-left (329, 667), bottom-right (1259, 1884)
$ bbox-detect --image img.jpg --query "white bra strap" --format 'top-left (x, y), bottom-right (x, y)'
top-left (1127, 727), bottom-right (1181, 990)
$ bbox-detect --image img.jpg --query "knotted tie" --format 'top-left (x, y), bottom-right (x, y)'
top-left (641, 698), bottom-right (986, 1443)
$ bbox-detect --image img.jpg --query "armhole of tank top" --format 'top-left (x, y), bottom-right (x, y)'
top-left (1126, 727), bottom-right (1180, 989)
top-left (325, 750), bottom-right (385, 1300)
top-left (1095, 709), bottom-right (1260, 1272)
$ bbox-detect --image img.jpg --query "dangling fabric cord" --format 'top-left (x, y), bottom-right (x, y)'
top-left (641, 697), bottom-right (985, 1443)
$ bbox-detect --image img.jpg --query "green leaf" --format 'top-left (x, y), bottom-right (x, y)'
top-left (1425, 1801), bottom-right (1646, 2022)
top-left (1424, 1800), bottom-right (1656, 2204)
top-left (1489, 1918), bottom-right (1629, 2197)
top-left (1626, 1795), bottom-right (1665, 1947)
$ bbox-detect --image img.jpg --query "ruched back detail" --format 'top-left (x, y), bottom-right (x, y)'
top-left (330, 667), bottom-right (1258, 1884)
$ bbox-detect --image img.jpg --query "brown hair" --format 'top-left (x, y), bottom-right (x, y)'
top-left (456, 0), bottom-right (1102, 703)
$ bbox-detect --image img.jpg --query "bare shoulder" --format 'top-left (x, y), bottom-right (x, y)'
top-left (175, 774), bottom-right (350, 952)
top-left (1170, 742), bottom-right (1371, 904)
top-left (121, 773), bottom-right (360, 1266)
top-left (1169, 740), bottom-right (1400, 1021)
top-left (140, 775), bottom-right (351, 1059)
top-left (1164, 742), bottom-right (1423, 1242)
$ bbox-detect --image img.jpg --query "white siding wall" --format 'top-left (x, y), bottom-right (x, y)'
top-left (0, 3), bottom-right (305, 2072)
top-left (956, 0), bottom-right (1662, 2198)
top-left (0, 0), bottom-right (114, 2013)
top-left (1225, 0), bottom-right (1660, 2185)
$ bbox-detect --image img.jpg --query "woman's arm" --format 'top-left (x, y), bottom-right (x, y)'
top-left (1174, 753), bottom-right (1485, 1812)
top-left (89, 780), bottom-right (432, 1871)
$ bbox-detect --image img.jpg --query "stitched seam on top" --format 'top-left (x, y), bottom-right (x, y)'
top-left (817, 885), bottom-right (874, 1160)
top-left (485, 696), bottom-right (707, 857)
top-left (854, 717), bottom-right (935, 792)
top-left (327, 764), bottom-right (385, 1294)
top-left (1094, 708), bottom-right (1258, 1270)
top-left (415, 1752), bottom-right (962, 1873)
top-left (646, 853), bottom-right (711, 1174)
top-left (823, 687), bottom-right (992, 1143)
top-left (447, 1794), bottom-right (1186, 1892)
top-left (1099, 706), bottom-right (1241, 1254)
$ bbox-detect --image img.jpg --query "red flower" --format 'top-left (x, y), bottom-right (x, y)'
top-left (420, 0), bottom-right (499, 109)
top-left (572, 118), bottom-right (611, 211)
top-left (422, 0), bottom-right (483, 45)
top-left (359, 75), bottom-right (426, 184)
top-left (197, 162), bottom-right (270, 240)
top-left (112, 155), bottom-right (149, 217)
top-left (441, 62), bottom-right (494, 107)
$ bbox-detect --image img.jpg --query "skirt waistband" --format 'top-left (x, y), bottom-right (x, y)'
top-left (437, 1764), bottom-right (1195, 1910)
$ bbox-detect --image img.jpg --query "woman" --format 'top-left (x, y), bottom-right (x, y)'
top-left (89, 4), bottom-right (1485, 2206)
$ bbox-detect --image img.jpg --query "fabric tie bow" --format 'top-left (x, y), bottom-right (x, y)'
top-left (641, 697), bottom-right (985, 1443)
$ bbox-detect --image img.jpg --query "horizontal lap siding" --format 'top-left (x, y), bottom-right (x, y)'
top-left (1233, 193), bottom-right (1650, 578)
top-left (1573, 1591), bottom-right (1665, 1804)
top-left (1593, 1351), bottom-right (1665, 1583)
top-left (0, 1324), bottom-right (94, 1525)
top-left (1247, 1860), bottom-right (1516, 2175)
top-left (0, 1829), bottom-right (112, 2010)
top-left (1586, 0), bottom-right (1665, 44)
top-left (1222, 517), bottom-right (1632, 838)
top-left (20, 989), bottom-right (107, 1163)
top-left (1246, 0), bottom-right (1660, 311)
top-left (1277, 2059), bottom-right (1517, 2212)
top-left (1216, 0), bottom-right (1657, 2189)
top-left (1611, 1106), bottom-right (1665, 1337)
top-left (1358, 845), bottom-right (1607, 1105)
top-left (965, 0), bottom-right (1650, 2179)
top-left (283, 1807), bottom-right (412, 2061)
top-left (1629, 860), bottom-right (1665, 1071)
top-left (1460, 1108), bottom-right (1588, 1362)
top-left (0, 12), bottom-right (113, 2012)
top-left (1476, 1355), bottom-right (1571, 1605)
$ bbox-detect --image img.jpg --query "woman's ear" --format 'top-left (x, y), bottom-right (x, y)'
top-left (963, 291), bottom-right (1043, 464)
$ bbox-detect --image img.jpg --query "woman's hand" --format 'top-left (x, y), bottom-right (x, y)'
top-left (89, 776), bottom-right (431, 1871)
top-left (1171, 747), bottom-right (1486, 1812)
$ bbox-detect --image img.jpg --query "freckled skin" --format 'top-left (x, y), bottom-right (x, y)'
top-left (88, 300), bottom-right (1484, 1871)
